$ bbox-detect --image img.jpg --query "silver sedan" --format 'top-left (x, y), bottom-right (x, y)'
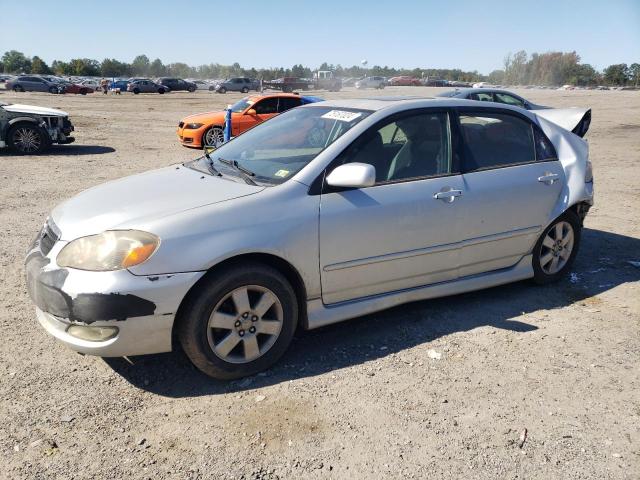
top-left (25, 97), bottom-right (594, 379)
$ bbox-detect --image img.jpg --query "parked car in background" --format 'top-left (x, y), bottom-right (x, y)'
top-left (189, 80), bottom-right (213, 91)
top-left (5, 76), bottom-right (64, 94)
top-left (108, 79), bottom-right (130, 92)
top-left (49, 78), bottom-right (95, 95)
top-left (437, 88), bottom-right (544, 109)
top-left (157, 78), bottom-right (196, 92)
top-left (355, 76), bottom-right (386, 89)
top-left (0, 101), bottom-right (74, 154)
top-left (177, 93), bottom-right (323, 148)
top-left (0, 75), bottom-right (14, 84)
top-left (127, 79), bottom-right (170, 94)
top-left (26, 97), bottom-right (594, 379)
top-left (214, 77), bottom-right (260, 94)
top-left (388, 76), bottom-right (421, 86)
top-left (78, 79), bottom-right (101, 91)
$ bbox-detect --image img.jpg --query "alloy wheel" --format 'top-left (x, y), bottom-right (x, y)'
top-left (539, 221), bottom-right (574, 274)
top-left (207, 285), bottom-right (283, 364)
top-left (13, 127), bottom-right (42, 153)
top-left (204, 127), bottom-right (225, 147)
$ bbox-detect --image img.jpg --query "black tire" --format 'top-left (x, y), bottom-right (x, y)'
top-left (218, 87), bottom-right (227, 94)
top-left (48, 86), bottom-right (58, 94)
top-left (241, 87), bottom-right (249, 93)
top-left (7, 123), bottom-right (51, 154)
top-left (80, 89), bottom-right (88, 95)
top-left (178, 263), bottom-right (298, 379)
top-left (209, 86), bottom-right (215, 91)
top-left (532, 210), bottom-right (582, 285)
top-left (282, 86), bottom-right (292, 93)
top-left (13, 85), bottom-right (24, 92)
top-left (158, 88), bottom-right (165, 94)
top-left (188, 86), bottom-right (196, 93)
top-left (133, 88), bottom-right (140, 94)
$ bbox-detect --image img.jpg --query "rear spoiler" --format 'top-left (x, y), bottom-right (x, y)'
top-left (534, 108), bottom-right (591, 138)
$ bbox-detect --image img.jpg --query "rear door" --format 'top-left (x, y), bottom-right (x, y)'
top-left (232, 97), bottom-right (280, 135)
top-left (454, 108), bottom-right (564, 277)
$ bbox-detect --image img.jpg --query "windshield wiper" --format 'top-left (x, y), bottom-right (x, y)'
top-left (218, 157), bottom-right (257, 185)
top-left (203, 149), bottom-right (222, 176)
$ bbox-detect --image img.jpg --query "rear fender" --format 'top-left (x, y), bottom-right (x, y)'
top-left (534, 108), bottom-right (591, 137)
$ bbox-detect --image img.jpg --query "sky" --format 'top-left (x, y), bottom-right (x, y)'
top-left (1, 0), bottom-right (638, 74)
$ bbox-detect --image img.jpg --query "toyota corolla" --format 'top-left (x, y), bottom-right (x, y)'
top-left (25, 97), bottom-right (593, 379)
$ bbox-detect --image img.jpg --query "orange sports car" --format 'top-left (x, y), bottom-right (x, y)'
top-left (177, 93), bottom-right (323, 148)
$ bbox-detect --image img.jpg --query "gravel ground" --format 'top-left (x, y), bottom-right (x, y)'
top-left (0, 86), bottom-right (638, 479)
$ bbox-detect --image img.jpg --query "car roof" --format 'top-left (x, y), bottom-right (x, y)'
top-left (440, 88), bottom-right (522, 97)
top-left (304, 96), bottom-right (530, 113)
top-left (246, 93), bottom-right (308, 101)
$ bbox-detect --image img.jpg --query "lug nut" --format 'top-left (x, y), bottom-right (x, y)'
top-left (239, 329), bottom-right (245, 337)
top-left (249, 326), bottom-right (256, 333)
top-left (251, 315), bottom-right (258, 322)
top-left (235, 320), bottom-right (241, 327)
top-left (242, 312), bottom-right (249, 319)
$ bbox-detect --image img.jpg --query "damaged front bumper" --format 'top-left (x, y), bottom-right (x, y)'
top-left (25, 226), bottom-right (204, 357)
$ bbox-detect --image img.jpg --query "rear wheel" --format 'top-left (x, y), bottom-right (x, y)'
top-left (80, 89), bottom-right (88, 95)
top-left (178, 264), bottom-right (298, 379)
top-left (532, 211), bottom-right (581, 284)
top-left (7, 123), bottom-right (50, 154)
top-left (241, 87), bottom-right (249, 93)
top-left (13, 85), bottom-right (24, 92)
top-left (158, 88), bottom-right (165, 94)
top-left (48, 86), bottom-right (58, 94)
top-left (218, 87), bottom-right (227, 94)
top-left (133, 88), bottom-right (140, 94)
top-left (188, 86), bottom-right (196, 92)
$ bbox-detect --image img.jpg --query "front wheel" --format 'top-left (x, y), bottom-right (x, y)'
top-left (80, 89), bottom-right (88, 95)
top-left (158, 88), bottom-right (165, 94)
top-left (202, 126), bottom-right (225, 147)
top-left (7, 124), bottom-right (51, 154)
top-left (188, 87), bottom-right (196, 92)
top-left (532, 211), bottom-right (581, 284)
top-left (178, 264), bottom-right (298, 379)
top-left (48, 86), bottom-right (58, 94)
top-left (218, 87), bottom-right (227, 94)
top-left (241, 87), bottom-right (249, 93)
top-left (133, 88), bottom-right (140, 94)
top-left (14, 85), bottom-right (24, 92)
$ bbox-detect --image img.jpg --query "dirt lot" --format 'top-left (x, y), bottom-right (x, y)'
top-left (0, 86), bottom-right (639, 479)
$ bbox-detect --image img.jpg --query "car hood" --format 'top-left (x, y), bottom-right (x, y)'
top-left (51, 165), bottom-right (264, 240)
top-left (2, 104), bottom-right (68, 116)
top-left (181, 110), bottom-right (227, 124)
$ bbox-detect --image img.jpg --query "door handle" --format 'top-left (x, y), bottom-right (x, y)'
top-left (433, 189), bottom-right (462, 203)
top-left (538, 173), bottom-right (559, 185)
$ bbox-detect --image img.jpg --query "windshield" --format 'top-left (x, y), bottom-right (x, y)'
top-left (192, 106), bottom-right (371, 185)
top-left (230, 97), bottom-right (254, 113)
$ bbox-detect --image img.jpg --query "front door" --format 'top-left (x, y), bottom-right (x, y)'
top-left (233, 97), bottom-right (280, 136)
top-left (454, 109), bottom-right (565, 277)
top-left (319, 109), bottom-right (464, 304)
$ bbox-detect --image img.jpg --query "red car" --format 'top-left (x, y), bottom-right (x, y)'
top-left (56, 79), bottom-right (94, 95)
top-left (388, 76), bottom-right (421, 86)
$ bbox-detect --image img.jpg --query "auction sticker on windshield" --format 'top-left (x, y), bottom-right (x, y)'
top-left (321, 110), bottom-right (362, 122)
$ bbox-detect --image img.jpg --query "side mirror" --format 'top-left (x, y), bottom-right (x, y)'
top-left (326, 163), bottom-right (376, 189)
top-left (246, 109), bottom-right (257, 116)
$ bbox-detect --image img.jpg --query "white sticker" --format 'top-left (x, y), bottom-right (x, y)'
top-left (321, 110), bottom-right (362, 122)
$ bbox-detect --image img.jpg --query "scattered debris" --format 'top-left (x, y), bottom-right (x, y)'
top-left (427, 349), bottom-right (442, 360)
top-left (137, 438), bottom-right (146, 446)
top-left (519, 428), bottom-right (528, 448)
top-left (255, 395), bottom-right (266, 403)
top-left (60, 414), bottom-right (75, 423)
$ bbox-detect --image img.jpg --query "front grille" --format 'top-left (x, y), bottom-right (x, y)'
top-left (178, 121), bottom-right (184, 128)
top-left (40, 221), bottom-right (60, 256)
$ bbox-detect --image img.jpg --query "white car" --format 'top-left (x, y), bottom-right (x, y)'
top-left (355, 76), bottom-right (386, 89)
top-left (190, 80), bottom-right (214, 91)
top-left (26, 97), bottom-right (593, 379)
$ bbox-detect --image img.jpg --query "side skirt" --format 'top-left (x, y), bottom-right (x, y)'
top-left (306, 255), bottom-right (533, 329)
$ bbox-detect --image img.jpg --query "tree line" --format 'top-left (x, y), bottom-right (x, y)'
top-left (2, 50), bottom-right (638, 86)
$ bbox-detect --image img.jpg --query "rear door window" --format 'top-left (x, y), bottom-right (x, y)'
top-left (458, 111), bottom-right (536, 171)
top-left (253, 97), bottom-right (279, 114)
top-left (470, 92), bottom-right (494, 102)
top-left (277, 97), bottom-right (302, 112)
top-left (494, 92), bottom-right (525, 108)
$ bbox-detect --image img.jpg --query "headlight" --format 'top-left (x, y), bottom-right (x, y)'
top-left (184, 123), bottom-right (204, 129)
top-left (57, 230), bottom-right (160, 271)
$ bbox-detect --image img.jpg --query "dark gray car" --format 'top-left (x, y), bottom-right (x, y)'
top-left (214, 77), bottom-right (260, 94)
top-left (5, 76), bottom-right (65, 94)
top-left (127, 79), bottom-right (169, 94)
top-left (157, 78), bottom-right (197, 92)
top-left (437, 88), bottom-right (547, 110)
